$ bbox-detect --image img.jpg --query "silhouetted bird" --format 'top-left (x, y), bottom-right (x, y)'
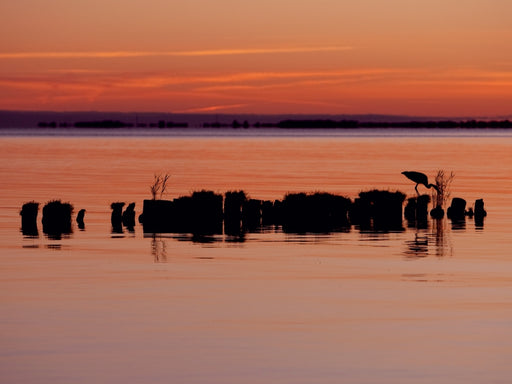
top-left (402, 171), bottom-right (439, 195)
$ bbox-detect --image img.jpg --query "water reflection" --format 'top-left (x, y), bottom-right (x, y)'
top-left (141, 213), bottom-right (486, 260)
top-left (450, 217), bottom-right (466, 231)
top-left (404, 233), bottom-right (429, 257)
top-left (150, 235), bottom-right (168, 263)
top-left (475, 217), bottom-right (485, 230)
top-left (401, 273), bottom-right (452, 283)
top-left (18, 207), bottom-right (484, 261)
top-left (225, 233), bottom-right (246, 243)
top-left (144, 225), bottom-right (281, 245)
top-left (111, 225), bottom-right (136, 238)
top-left (46, 243), bottom-right (63, 250)
top-left (404, 218), bottom-right (454, 258)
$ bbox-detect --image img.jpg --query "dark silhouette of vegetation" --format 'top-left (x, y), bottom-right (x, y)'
top-left (34, 117), bottom-right (512, 130)
top-left (280, 192), bottom-right (351, 233)
top-left (278, 120), bottom-right (358, 129)
top-left (37, 120), bottom-right (188, 129)
top-left (242, 199), bottom-right (263, 231)
top-left (19, 168), bottom-right (487, 241)
top-left (149, 173), bottom-right (171, 200)
top-left (275, 119), bottom-right (512, 129)
top-left (350, 190), bottom-right (406, 231)
top-left (20, 201), bottom-right (39, 236)
top-left (141, 190), bottom-right (223, 235)
top-left (203, 122), bottom-right (230, 128)
top-left (42, 200), bottom-right (73, 239)
top-left (261, 200), bottom-right (280, 226)
top-left (150, 174), bottom-right (171, 200)
top-left (404, 195), bottom-right (431, 228)
top-left (224, 190), bottom-right (247, 239)
top-left (74, 120), bottom-right (134, 128)
top-left (165, 122), bottom-right (188, 128)
top-left (140, 199), bottom-right (174, 233)
top-left (430, 170), bottom-right (455, 219)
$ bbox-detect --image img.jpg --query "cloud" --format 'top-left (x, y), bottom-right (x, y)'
top-left (3, 66), bottom-right (511, 114)
top-left (0, 46), bottom-right (352, 60)
top-left (109, 69), bottom-right (402, 91)
top-left (177, 103), bottom-right (250, 113)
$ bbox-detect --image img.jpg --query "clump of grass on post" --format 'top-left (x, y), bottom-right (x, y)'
top-left (432, 170), bottom-right (455, 208)
top-left (150, 173), bottom-right (171, 200)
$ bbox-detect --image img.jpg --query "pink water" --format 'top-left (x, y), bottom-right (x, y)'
top-left (1, 130), bottom-right (512, 383)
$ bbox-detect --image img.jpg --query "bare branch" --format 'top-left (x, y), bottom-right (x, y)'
top-left (160, 174), bottom-right (171, 199)
top-left (150, 174), bottom-right (162, 200)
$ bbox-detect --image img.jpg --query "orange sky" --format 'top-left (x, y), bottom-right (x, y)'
top-left (1, 0), bottom-right (511, 117)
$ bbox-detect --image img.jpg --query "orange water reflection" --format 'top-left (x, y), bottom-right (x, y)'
top-left (2, 133), bottom-right (512, 383)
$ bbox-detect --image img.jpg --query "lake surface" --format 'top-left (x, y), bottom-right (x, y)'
top-left (1, 128), bottom-right (512, 383)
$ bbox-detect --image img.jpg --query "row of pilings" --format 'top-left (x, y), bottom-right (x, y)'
top-left (21, 190), bottom-right (487, 238)
top-left (139, 190), bottom-right (486, 234)
top-left (138, 189), bottom-right (409, 235)
top-left (404, 195), bottom-right (487, 228)
top-left (20, 200), bottom-right (77, 238)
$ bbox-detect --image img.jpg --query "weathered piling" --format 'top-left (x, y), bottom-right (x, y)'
top-left (186, 191), bottom-right (223, 234)
top-left (140, 199), bottom-right (173, 233)
top-left (474, 199), bottom-right (487, 218)
top-left (76, 209), bottom-right (86, 230)
top-left (281, 192), bottom-right (351, 233)
top-left (242, 199), bottom-right (262, 230)
top-left (447, 197), bottom-right (466, 220)
top-left (350, 190), bottom-right (405, 231)
top-left (261, 200), bottom-right (280, 226)
top-left (122, 202), bottom-right (136, 230)
top-left (474, 198), bottom-right (487, 227)
top-left (224, 191), bottom-right (246, 236)
top-left (404, 194), bottom-right (430, 227)
top-left (141, 191), bottom-right (223, 235)
top-left (42, 200), bottom-right (73, 237)
top-left (110, 202), bottom-right (125, 232)
top-left (20, 201), bottom-right (39, 236)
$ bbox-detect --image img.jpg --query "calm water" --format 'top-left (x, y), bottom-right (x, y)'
top-left (1, 129), bottom-right (512, 383)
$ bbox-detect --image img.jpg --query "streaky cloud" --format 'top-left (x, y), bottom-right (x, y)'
top-left (0, 46), bottom-right (352, 60)
top-left (177, 103), bottom-right (250, 113)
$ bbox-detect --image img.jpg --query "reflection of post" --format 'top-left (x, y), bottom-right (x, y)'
top-left (404, 218), bottom-right (453, 258)
top-left (405, 231), bottom-right (429, 258)
top-left (151, 235), bottom-right (167, 262)
top-left (432, 218), bottom-right (447, 257)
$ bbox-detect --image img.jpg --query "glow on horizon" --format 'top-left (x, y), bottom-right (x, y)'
top-left (1, 66), bottom-right (512, 116)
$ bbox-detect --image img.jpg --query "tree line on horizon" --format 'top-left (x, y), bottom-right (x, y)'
top-left (35, 118), bottom-right (512, 129)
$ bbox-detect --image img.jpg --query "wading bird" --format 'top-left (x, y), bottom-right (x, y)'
top-left (402, 171), bottom-right (439, 195)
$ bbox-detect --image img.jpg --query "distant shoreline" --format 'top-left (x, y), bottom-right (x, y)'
top-left (2, 110), bottom-right (512, 129)
top-left (5, 118), bottom-right (512, 130)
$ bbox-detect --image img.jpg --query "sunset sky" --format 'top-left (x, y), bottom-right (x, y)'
top-left (1, 0), bottom-right (511, 117)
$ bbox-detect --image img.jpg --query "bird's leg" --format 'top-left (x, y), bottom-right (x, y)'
top-left (415, 184), bottom-right (420, 196)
